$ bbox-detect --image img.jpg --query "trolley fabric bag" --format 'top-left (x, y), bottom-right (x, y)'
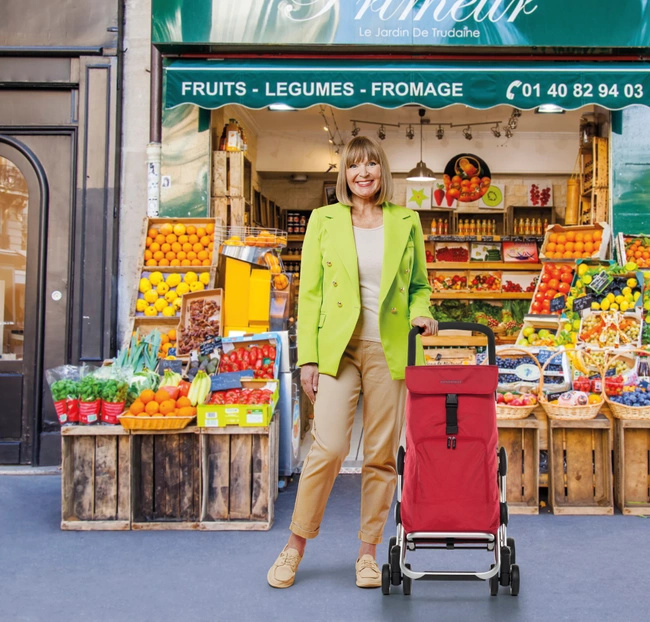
top-left (401, 360), bottom-right (500, 535)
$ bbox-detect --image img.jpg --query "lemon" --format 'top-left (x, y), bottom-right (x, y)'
top-left (162, 305), bottom-right (176, 317)
top-left (139, 278), bottom-right (152, 293)
top-left (573, 319), bottom-right (581, 330)
top-left (620, 301), bottom-right (630, 312)
top-left (600, 298), bottom-right (610, 311)
top-left (156, 281), bottom-right (170, 295)
top-left (591, 302), bottom-right (601, 310)
top-left (607, 293), bottom-right (616, 303)
top-left (136, 299), bottom-right (148, 312)
top-left (634, 291), bottom-right (641, 301)
top-left (144, 305), bottom-right (158, 317)
top-left (184, 271), bottom-right (198, 284)
top-left (173, 297), bottom-right (183, 309)
top-left (615, 295), bottom-right (625, 305)
top-left (166, 273), bottom-right (182, 288)
top-left (149, 271), bottom-right (164, 286)
top-left (627, 278), bottom-right (638, 288)
top-left (189, 281), bottom-right (205, 292)
top-left (610, 303), bottom-right (619, 311)
top-left (578, 263), bottom-right (590, 277)
top-left (154, 298), bottom-right (168, 312)
top-left (164, 290), bottom-right (179, 304)
top-left (144, 290), bottom-right (159, 304)
top-left (624, 262), bottom-right (638, 272)
top-left (176, 282), bottom-right (190, 295)
top-left (622, 287), bottom-right (632, 296)
top-left (173, 223), bottom-right (186, 237)
top-left (581, 275), bottom-right (592, 285)
top-left (199, 272), bottom-right (211, 285)
top-left (644, 300), bottom-right (650, 312)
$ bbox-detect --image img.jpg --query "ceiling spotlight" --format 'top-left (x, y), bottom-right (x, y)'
top-left (512, 108), bottom-right (522, 118)
top-left (405, 125), bottom-right (415, 140)
top-left (436, 125), bottom-right (444, 140)
top-left (377, 125), bottom-right (386, 140)
top-left (463, 126), bottom-right (473, 140)
top-left (323, 125), bottom-right (329, 132)
top-left (491, 123), bottom-right (501, 138)
top-left (505, 127), bottom-right (513, 139)
top-left (351, 123), bottom-right (360, 137)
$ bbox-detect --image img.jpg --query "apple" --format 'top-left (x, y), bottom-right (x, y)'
top-left (503, 392), bottom-right (515, 404)
top-left (511, 398), bottom-right (523, 406)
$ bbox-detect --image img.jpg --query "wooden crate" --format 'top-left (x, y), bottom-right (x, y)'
top-left (61, 426), bottom-right (131, 530)
top-left (614, 418), bottom-right (650, 516)
top-left (548, 414), bottom-right (613, 515)
top-left (131, 427), bottom-right (202, 529)
top-left (200, 414), bottom-right (279, 530)
top-left (498, 416), bottom-right (540, 514)
top-left (211, 152), bottom-right (251, 199)
top-left (211, 196), bottom-right (246, 228)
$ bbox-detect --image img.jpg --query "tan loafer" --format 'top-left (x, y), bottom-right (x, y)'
top-left (356, 554), bottom-right (381, 588)
top-left (267, 547), bottom-right (303, 588)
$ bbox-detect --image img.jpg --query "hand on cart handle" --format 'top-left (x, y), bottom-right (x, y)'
top-left (411, 316), bottom-right (438, 336)
top-left (301, 363), bottom-right (319, 405)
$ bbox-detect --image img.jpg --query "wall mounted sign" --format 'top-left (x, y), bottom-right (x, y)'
top-left (153, 1), bottom-right (650, 48)
top-left (165, 60), bottom-right (650, 111)
top-left (443, 153), bottom-right (491, 203)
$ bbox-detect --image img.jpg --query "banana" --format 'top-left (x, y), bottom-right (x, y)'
top-left (189, 370), bottom-right (211, 406)
top-left (162, 369), bottom-right (181, 387)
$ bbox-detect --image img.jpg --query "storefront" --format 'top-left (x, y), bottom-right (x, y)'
top-left (0, 1), bottom-right (122, 465)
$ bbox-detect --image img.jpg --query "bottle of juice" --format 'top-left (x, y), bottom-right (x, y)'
top-left (431, 219), bottom-right (437, 235)
top-left (226, 119), bottom-right (240, 152)
top-left (524, 218), bottom-right (531, 235)
top-left (437, 218), bottom-right (443, 235)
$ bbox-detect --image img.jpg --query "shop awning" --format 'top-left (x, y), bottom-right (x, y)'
top-left (165, 60), bottom-right (650, 112)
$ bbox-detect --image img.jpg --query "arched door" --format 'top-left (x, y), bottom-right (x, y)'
top-left (0, 136), bottom-right (48, 464)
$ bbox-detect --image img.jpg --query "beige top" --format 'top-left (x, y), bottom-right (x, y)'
top-left (351, 225), bottom-right (384, 342)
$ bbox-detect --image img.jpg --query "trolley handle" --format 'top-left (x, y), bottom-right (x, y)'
top-left (407, 323), bottom-right (496, 367)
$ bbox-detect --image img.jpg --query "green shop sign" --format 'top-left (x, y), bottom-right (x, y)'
top-left (165, 60), bottom-right (650, 110)
top-left (153, 0), bottom-right (650, 48)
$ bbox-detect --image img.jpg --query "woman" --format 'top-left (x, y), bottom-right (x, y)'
top-left (268, 136), bottom-right (436, 589)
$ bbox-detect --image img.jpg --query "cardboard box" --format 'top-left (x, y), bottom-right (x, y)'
top-left (468, 270), bottom-right (502, 293)
top-left (197, 380), bottom-right (279, 428)
top-left (470, 242), bottom-right (502, 262)
top-left (220, 332), bottom-right (282, 379)
top-left (578, 309), bottom-right (642, 348)
top-left (430, 270), bottom-right (468, 292)
top-left (616, 232), bottom-right (650, 268)
top-left (502, 241), bottom-right (539, 263)
top-left (176, 289), bottom-right (223, 355)
top-left (540, 222), bottom-right (610, 262)
top-left (433, 242), bottom-right (470, 263)
top-left (501, 271), bottom-right (538, 293)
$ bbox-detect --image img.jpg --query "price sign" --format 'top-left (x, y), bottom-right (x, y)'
top-left (573, 295), bottom-right (595, 313)
top-left (588, 271), bottom-right (612, 294)
top-left (157, 359), bottom-right (184, 375)
top-left (210, 370), bottom-right (254, 391)
top-left (200, 336), bottom-right (222, 357)
top-left (550, 295), bottom-right (566, 313)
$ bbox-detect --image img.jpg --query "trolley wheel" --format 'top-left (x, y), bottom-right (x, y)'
top-left (500, 546), bottom-right (511, 586)
top-left (499, 447), bottom-right (508, 477)
top-left (395, 501), bottom-right (401, 526)
top-left (507, 537), bottom-right (516, 565)
top-left (500, 502), bottom-right (509, 527)
top-left (388, 536), bottom-right (397, 564)
top-left (390, 545), bottom-right (402, 586)
top-left (510, 564), bottom-right (520, 596)
top-left (397, 446), bottom-right (405, 476)
top-left (489, 564), bottom-right (499, 596)
top-left (402, 563), bottom-right (412, 596)
top-left (381, 564), bottom-right (391, 595)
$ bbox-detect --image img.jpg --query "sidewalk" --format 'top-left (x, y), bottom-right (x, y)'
top-left (1, 473), bottom-right (648, 622)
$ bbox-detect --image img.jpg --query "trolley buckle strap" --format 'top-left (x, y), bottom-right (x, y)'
top-left (446, 394), bottom-right (458, 436)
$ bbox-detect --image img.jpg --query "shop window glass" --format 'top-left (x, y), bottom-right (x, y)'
top-left (0, 155), bottom-right (27, 360)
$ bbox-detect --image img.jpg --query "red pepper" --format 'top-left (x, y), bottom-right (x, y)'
top-left (262, 345), bottom-right (270, 358)
top-left (241, 351), bottom-right (250, 364)
top-left (254, 359), bottom-right (263, 369)
top-left (178, 380), bottom-right (191, 398)
top-left (268, 346), bottom-right (276, 361)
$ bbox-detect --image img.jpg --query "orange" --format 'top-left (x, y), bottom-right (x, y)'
top-left (593, 230), bottom-right (603, 241)
top-left (572, 251), bottom-right (582, 259)
top-left (153, 250), bottom-right (164, 261)
top-left (208, 251), bottom-right (213, 261)
top-left (129, 399), bottom-right (145, 415)
top-left (191, 259), bottom-right (202, 266)
top-left (197, 250), bottom-right (208, 261)
top-left (545, 251), bottom-right (555, 259)
top-left (155, 234), bottom-right (166, 245)
top-left (186, 225), bottom-right (196, 235)
top-left (196, 227), bottom-right (206, 237)
top-left (140, 389), bottom-right (155, 404)
top-left (555, 244), bottom-right (565, 254)
top-left (178, 406), bottom-right (194, 417)
top-left (168, 328), bottom-right (177, 341)
top-left (208, 242), bottom-right (214, 251)
top-left (177, 396), bottom-right (191, 408)
top-left (173, 223), bottom-right (186, 236)
top-left (159, 399), bottom-right (176, 415)
top-left (161, 334), bottom-right (170, 344)
top-left (146, 259), bottom-right (158, 267)
top-left (160, 223), bottom-right (174, 236)
top-left (148, 227), bottom-right (159, 238)
top-left (187, 251), bottom-right (197, 261)
top-left (574, 242), bottom-right (584, 252)
top-left (181, 259), bottom-right (192, 266)
top-left (171, 242), bottom-right (182, 253)
top-left (165, 233), bottom-right (177, 244)
top-left (566, 231), bottom-right (576, 242)
top-left (575, 232), bottom-right (584, 243)
top-left (158, 258), bottom-right (170, 266)
top-left (584, 233), bottom-right (593, 243)
top-left (582, 252), bottom-right (591, 258)
top-left (176, 251), bottom-right (187, 261)
top-left (155, 388), bottom-right (171, 404)
top-left (549, 233), bottom-right (558, 243)
top-left (563, 251), bottom-right (573, 259)
top-left (192, 242), bottom-right (203, 253)
top-left (188, 234), bottom-right (199, 245)
top-left (149, 242), bottom-right (161, 253)
top-left (165, 251), bottom-right (176, 261)
top-left (565, 242), bottom-right (574, 252)
top-left (200, 236), bottom-right (211, 246)
top-left (170, 259), bottom-right (181, 267)
top-left (182, 242), bottom-right (193, 253)
top-left (145, 400), bottom-right (160, 415)
top-left (557, 234), bottom-right (567, 244)
top-left (161, 243), bottom-right (171, 253)
top-left (206, 223), bottom-right (214, 234)
top-left (146, 236), bottom-right (153, 248)
top-left (178, 235), bottom-right (189, 244)
top-left (162, 342), bottom-right (173, 353)
top-left (144, 250), bottom-right (153, 261)
top-left (202, 259), bottom-right (211, 266)
top-left (546, 242), bottom-right (556, 252)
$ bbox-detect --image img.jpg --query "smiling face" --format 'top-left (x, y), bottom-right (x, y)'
top-left (345, 159), bottom-right (382, 202)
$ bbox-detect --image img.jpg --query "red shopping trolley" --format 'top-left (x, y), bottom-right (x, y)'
top-left (382, 323), bottom-right (519, 597)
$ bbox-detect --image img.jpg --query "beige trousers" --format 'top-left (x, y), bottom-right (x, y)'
top-left (290, 339), bottom-right (406, 544)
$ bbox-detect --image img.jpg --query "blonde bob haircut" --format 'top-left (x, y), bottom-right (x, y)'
top-left (336, 136), bottom-right (393, 207)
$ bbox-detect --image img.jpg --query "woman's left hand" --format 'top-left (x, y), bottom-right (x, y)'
top-left (411, 316), bottom-right (438, 336)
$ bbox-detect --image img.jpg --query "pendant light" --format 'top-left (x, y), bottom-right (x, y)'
top-left (406, 109), bottom-right (436, 182)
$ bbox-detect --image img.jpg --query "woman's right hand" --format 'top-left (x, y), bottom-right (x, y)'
top-left (301, 363), bottom-right (319, 405)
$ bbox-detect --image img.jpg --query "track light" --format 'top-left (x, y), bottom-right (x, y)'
top-left (351, 123), bottom-right (360, 137)
top-left (405, 125), bottom-right (415, 140)
top-left (323, 125), bottom-right (329, 132)
top-left (463, 126), bottom-right (472, 140)
top-left (491, 124), bottom-right (501, 138)
top-left (377, 125), bottom-right (386, 140)
top-left (505, 127), bottom-right (513, 139)
top-left (436, 125), bottom-right (444, 140)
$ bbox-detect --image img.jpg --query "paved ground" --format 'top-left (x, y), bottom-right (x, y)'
top-left (1, 473), bottom-right (649, 622)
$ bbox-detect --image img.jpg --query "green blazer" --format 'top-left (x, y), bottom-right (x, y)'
top-left (297, 202), bottom-right (433, 380)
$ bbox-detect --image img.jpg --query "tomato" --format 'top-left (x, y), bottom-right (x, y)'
top-left (545, 289), bottom-right (557, 300)
top-left (535, 292), bottom-right (545, 303)
top-left (538, 282), bottom-right (549, 293)
top-left (451, 175), bottom-right (462, 185)
top-left (230, 361), bottom-right (240, 372)
top-left (541, 273), bottom-right (551, 283)
top-left (249, 347), bottom-right (259, 360)
top-left (558, 282), bottom-right (571, 294)
top-left (448, 188), bottom-right (460, 199)
top-left (548, 279), bottom-right (560, 291)
top-left (241, 350), bottom-right (250, 364)
top-left (560, 264), bottom-right (573, 273)
top-left (532, 301), bottom-right (543, 313)
top-left (542, 298), bottom-right (551, 309)
top-left (264, 371), bottom-right (274, 379)
top-left (262, 345), bottom-right (270, 358)
top-left (268, 346), bottom-right (276, 360)
top-left (560, 272), bottom-right (573, 284)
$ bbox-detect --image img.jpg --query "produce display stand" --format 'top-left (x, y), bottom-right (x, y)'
top-left (614, 418), bottom-right (650, 516)
top-left (497, 415), bottom-right (541, 515)
top-left (61, 425), bottom-right (131, 531)
top-left (547, 414), bottom-right (614, 515)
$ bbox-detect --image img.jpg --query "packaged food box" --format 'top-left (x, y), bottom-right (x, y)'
top-left (616, 233), bottom-right (650, 269)
top-left (578, 309), bottom-right (642, 348)
top-left (196, 379), bottom-right (279, 427)
top-left (528, 263), bottom-right (574, 316)
top-left (434, 242), bottom-right (470, 263)
top-left (176, 289), bottom-right (223, 354)
top-left (468, 270), bottom-right (502, 293)
top-left (501, 272), bottom-right (538, 293)
top-left (470, 242), bottom-right (502, 262)
top-left (540, 222), bottom-right (610, 261)
top-left (502, 241), bottom-right (539, 263)
top-left (219, 332), bottom-right (282, 379)
top-left (135, 270), bottom-right (213, 318)
top-left (430, 270), bottom-right (468, 292)
top-left (516, 316), bottom-right (561, 348)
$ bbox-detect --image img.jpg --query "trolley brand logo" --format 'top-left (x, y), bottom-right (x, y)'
top-left (283, 0), bottom-right (538, 24)
top-left (440, 380), bottom-right (463, 384)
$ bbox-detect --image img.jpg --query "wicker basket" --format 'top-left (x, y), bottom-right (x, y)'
top-left (117, 414), bottom-right (195, 431)
top-left (539, 349), bottom-right (604, 420)
top-left (496, 348), bottom-right (541, 420)
top-left (603, 348), bottom-right (650, 421)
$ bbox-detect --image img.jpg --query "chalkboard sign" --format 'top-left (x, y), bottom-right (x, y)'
top-left (588, 271), bottom-right (612, 294)
top-left (210, 370), bottom-right (255, 391)
top-left (573, 295), bottom-right (595, 313)
top-left (200, 336), bottom-right (222, 357)
top-left (157, 358), bottom-right (184, 375)
top-left (550, 295), bottom-right (566, 312)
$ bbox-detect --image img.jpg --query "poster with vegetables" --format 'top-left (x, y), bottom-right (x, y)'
top-left (406, 183), bottom-right (432, 210)
top-left (443, 153), bottom-right (492, 203)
